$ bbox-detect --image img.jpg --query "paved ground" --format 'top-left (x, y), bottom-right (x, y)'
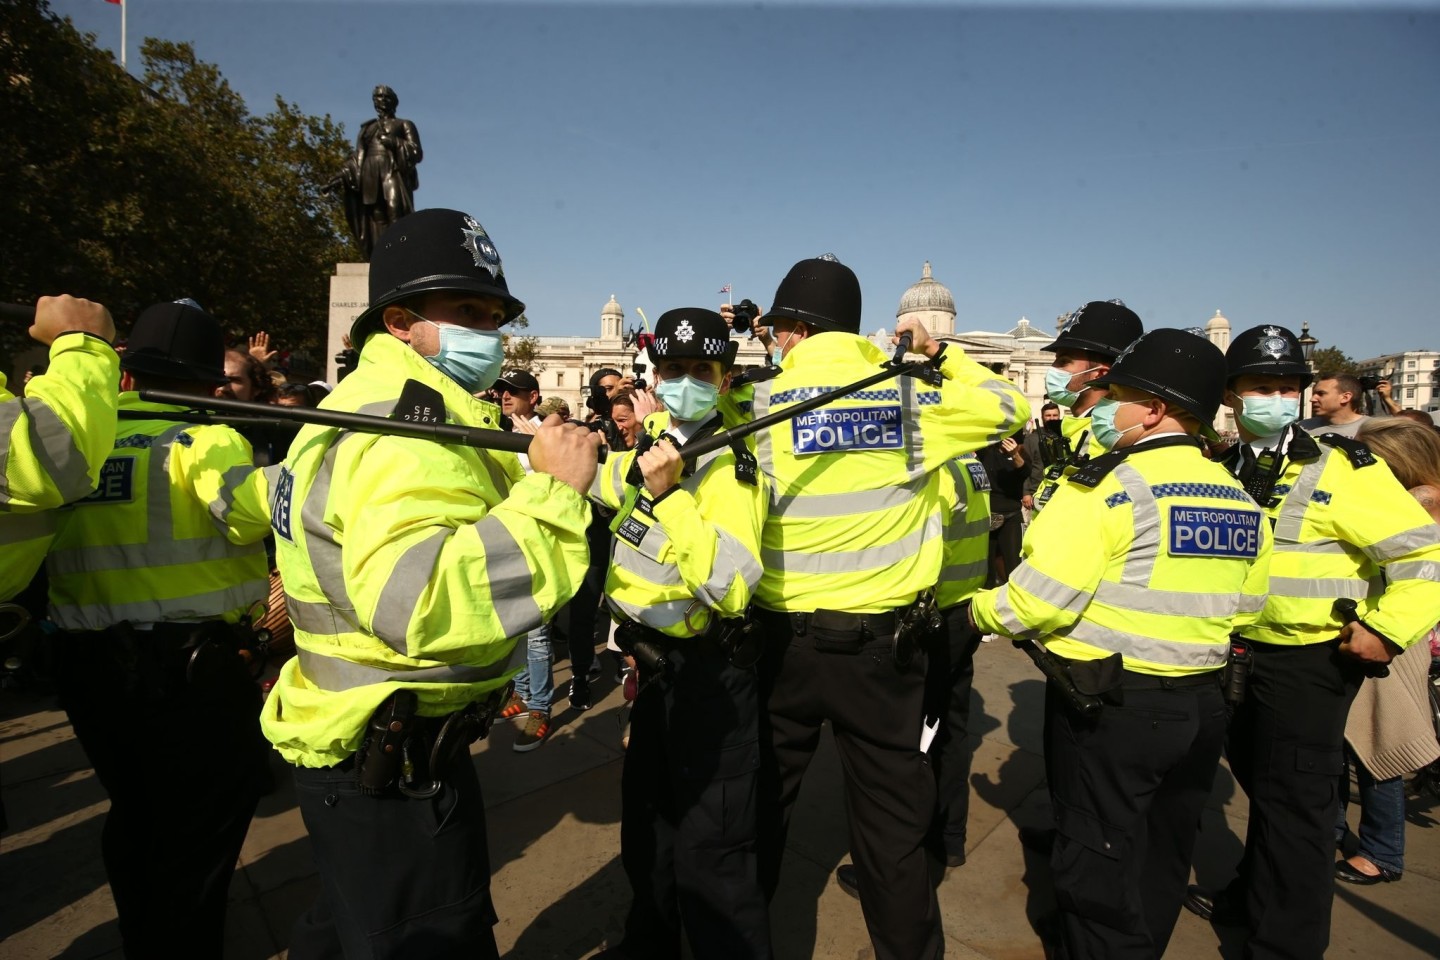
top-left (3, 640), bottom-right (1439, 959)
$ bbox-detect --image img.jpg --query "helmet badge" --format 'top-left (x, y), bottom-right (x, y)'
top-left (1256, 326), bottom-right (1291, 360)
top-left (675, 319), bottom-right (696, 343)
top-left (460, 216), bottom-right (502, 279)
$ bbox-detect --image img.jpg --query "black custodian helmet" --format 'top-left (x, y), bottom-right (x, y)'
top-left (1090, 328), bottom-right (1227, 439)
top-left (1043, 300), bottom-right (1144, 359)
top-left (349, 208), bottom-right (526, 349)
top-left (121, 300), bottom-right (227, 383)
top-left (648, 308), bottom-right (739, 367)
top-left (766, 255), bottom-right (862, 335)
top-left (1226, 324), bottom-right (1314, 388)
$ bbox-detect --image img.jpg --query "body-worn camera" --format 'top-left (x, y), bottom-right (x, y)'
top-left (632, 362), bottom-right (647, 392)
top-left (729, 299), bottom-right (760, 334)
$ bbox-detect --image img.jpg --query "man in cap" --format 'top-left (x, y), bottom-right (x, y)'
top-left (1, 295), bottom-right (120, 602)
top-left (1031, 300), bottom-right (1144, 513)
top-left (261, 208), bottom-right (599, 960)
top-left (589, 308), bottom-right (771, 960)
top-left (970, 329), bottom-right (1273, 959)
top-left (45, 298), bottom-right (274, 958)
top-left (1183, 325), bottom-right (1440, 960)
top-left (732, 256), bottom-right (1028, 960)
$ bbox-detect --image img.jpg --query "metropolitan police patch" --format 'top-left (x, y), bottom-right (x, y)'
top-left (81, 457), bottom-right (135, 504)
top-left (1167, 505), bottom-right (1261, 559)
top-left (791, 406), bottom-right (903, 455)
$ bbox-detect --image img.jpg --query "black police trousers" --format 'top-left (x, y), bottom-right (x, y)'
top-left (756, 610), bottom-right (943, 960)
top-left (1044, 672), bottom-right (1227, 960)
top-left (287, 747), bottom-right (499, 960)
top-left (1220, 641), bottom-right (1363, 960)
top-left (927, 605), bottom-right (985, 859)
top-left (617, 639), bottom-right (771, 960)
top-left (54, 627), bottom-right (268, 960)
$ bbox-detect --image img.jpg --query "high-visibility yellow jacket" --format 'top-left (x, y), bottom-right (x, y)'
top-left (731, 333), bottom-right (1029, 613)
top-left (1238, 434), bottom-right (1440, 649)
top-left (0, 334), bottom-right (119, 600)
top-left (972, 438), bottom-right (1273, 677)
top-left (46, 395), bottom-right (270, 631)
top-left (1032, 413), bottom-right (1107, 514)
top-left (936, 454), bottom-right (992, 610)
top-left (261, 334), bottom-right (592, 768)
top-left (592, 411), bottom-right (769, 639)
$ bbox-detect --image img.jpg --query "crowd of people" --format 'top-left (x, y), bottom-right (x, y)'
top-left (3, 204), bottom-right (1439, 960)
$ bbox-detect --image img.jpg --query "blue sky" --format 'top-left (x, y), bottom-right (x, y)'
top-left (53, 0), bottom-right (1440, 361)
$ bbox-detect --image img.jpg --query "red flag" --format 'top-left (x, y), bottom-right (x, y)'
top-left (105, 0), bottom-right (122, 5)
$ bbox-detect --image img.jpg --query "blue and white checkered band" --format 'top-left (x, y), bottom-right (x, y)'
top-left (702, 337), bottom-right (728, 356)
top-left (1257, 326), bottom-right (1291, 360)
top-left (675, 320), bottom-right (696, 343)
top-left (655, 335), bottom-right (729, 356)
top-left (461, 216), bottom-right (502, 279)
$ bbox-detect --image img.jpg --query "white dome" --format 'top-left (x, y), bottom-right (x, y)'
top-left (602, 294), bottom-right (623, 317)
top-left (1007, 317), bottom-right (1036, 339)
top-left (1206, 309), bottom-right (1229, 331)
top-left (896, 261), bottom-right (955, 318)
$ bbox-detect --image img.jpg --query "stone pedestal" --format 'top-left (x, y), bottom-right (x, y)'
top-left (327, 263), bottom-right (369, 384)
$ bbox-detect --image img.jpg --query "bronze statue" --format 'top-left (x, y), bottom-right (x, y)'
top-left (328, 85), bottom-right (423, 259)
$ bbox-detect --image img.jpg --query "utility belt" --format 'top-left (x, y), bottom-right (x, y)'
top-left (60, 620), bottom-right (262, 700)
top-left (1039, 649), bottom-right (1225, 719)
top-left (615, 613), bottom-right (764, 677)
top-left (763, 590), bottom-right (944, 667)
top-left (351, 684), bottom-right (510, 799)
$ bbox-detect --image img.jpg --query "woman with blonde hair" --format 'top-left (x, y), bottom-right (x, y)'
top-left (1335, 418), bottom-right (1440, 883)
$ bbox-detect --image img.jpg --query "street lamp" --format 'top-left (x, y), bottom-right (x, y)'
top-left (1297, 322), bottom-right (1318, 364)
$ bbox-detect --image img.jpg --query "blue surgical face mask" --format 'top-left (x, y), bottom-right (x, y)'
top-left (1045, 364), bottom-right (1101, 409)
top-left (655, 375), bottom-right (720, 423)
top-left (770, 328), bottom-right (795, 367)
top-left (1089, 398), bottom-right (1148, 450)
top-left (1237, 395), bottom-right (1300, 438)
top-left (411, 313), bottom-right (505, 393)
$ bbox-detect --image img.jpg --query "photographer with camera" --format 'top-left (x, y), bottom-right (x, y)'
top-left (1300, 371), bottom-right (1370, 438)
top-left (589, 308), bottom-right (771, 960)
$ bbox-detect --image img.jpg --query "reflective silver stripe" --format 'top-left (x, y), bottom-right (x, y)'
top-left (295, 642), bottom-right (523, 693)
top-left (1063, 621), bottom-right (1229, 669)
top-left (1274, 452), bottom-right (1330, 543)
top-left (981, 381), bottom-right (1021, 445)
top-left (607, 595), bottom-right (700, 631)
top-left (16, 396), bottom-right (93, 504)
top-left (751, 381), bottom-right (775, 478)
top-left (50, 578), bottom-right (268, 632)
top-left (46, 536), bottom-right (248, 576)
top-left (1364, 525), bottom-right (1440, 564)
top-left (1383, 560), bottom-right (1440, 583)
top-left (0, 510), bottom-right (56, 545)
top-left (1267, 576), bottom-right (1373, 600)
top-left (208, 463), bottom-right (254, 530)
top-left (1093, 581), bottom-right (1242, 618)
top-left (774, 475), bottom-right (929, 519)
top-left (301, 437), bottom-right (360, 624)
top-left (760, 511), bottom-right (941, 576)
top-left (1009, 564), bottom-right (1090, 614)
top-left (696, 528), bottom-right (762, 606)
top-left (369, 528), bottom-right (450, 654)
top-left (1276, 539), bottom-right (1349, 555)
top-left (1115, 464), bottom-right (1160, 586)
top-left (899, 376), bottom-right (925, 474)
top-left (1238, 593), bottom-right (1268, 614)
top-left (472, 514), bottom-right (544, 639)
top-left (939, 558), bottom-right (988, 584)
top-left (989, 582), bottom-right (1039, 639)
top-left (948, 515), bottom-right (992, 540)
top-left (614, 540), bottom-right (685, 586)
top-left (287, 595), bottom-right (347, 635)
top-left (148, 425), bottom-right (191, 544)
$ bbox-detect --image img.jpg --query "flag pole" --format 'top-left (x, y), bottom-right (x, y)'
top-left (121, 0), bottom-right (127, 70)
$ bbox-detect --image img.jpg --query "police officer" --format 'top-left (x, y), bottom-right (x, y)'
top-left (837, 448), bottom-right (993, 897)
top-left (1183, 325), bottom-right (1440, 960)
top-left (1, 295), bottom-right (119, 601)
top-left (261, 208), bottom-right (600, 960)
top-left (741, 256), bottom-right (1029, 960)
top-left (589, 308), bottom-right (771, 960)
top-left (45, 299), bottom-right (273, 958)
top-left (1032, 300), bottom-right (1143, 513)
top-left (971, 328), bottom-right (1273, 959)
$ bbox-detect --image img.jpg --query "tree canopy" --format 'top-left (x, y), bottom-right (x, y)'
top-left (1308, 346), bottom-right (1358, 378)
top-left (2, 0), bottom-right (356, 377)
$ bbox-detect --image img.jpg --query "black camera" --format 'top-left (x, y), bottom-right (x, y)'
top-left (1358, 374), bottom-right (1382, 392)
top-left (729, 298), bottom-right (760, 334)
top-left (632, 362), bottom-right (647, 392)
